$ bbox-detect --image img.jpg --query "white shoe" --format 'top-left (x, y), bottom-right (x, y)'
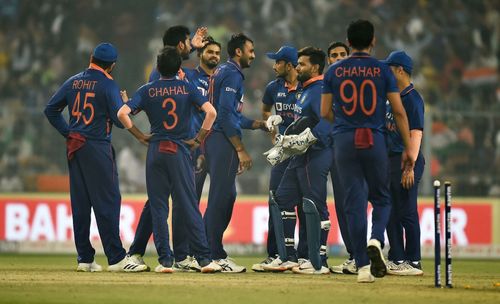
top-left (215, 257), bottom-right (246, 273)
top-left (76, 261), bottom-right (102, 272)
top-left (201, 261), bottom-right (222, 273)
top-left (252, 256), bottom-right (275, 272)
top-left (329, 259), bottom-right (356, 274)
top-left (297, 258), bottom-right (309, 266)
top-left (107, 256), bottom-right (148, 272)
top-left (155, 264), bottom-right (174, 273)
top-left (128, 254), bottom-right (150, 271)
top-left (189, 257), bottom-right (202, 272)
top-left (291, 261), bottom-right (330, 275)
top-left (387, 261), bottom-right (424, 276)
top-left (357, 265), bottom-right (375, 283)
top-left (367, 239), bottom-right (387, 278)
top-left (173, 257), bottom-right (194, 272)
top-left (262, 257), bottom-right (298, 272)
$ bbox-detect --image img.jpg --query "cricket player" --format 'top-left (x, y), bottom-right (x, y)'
top-left (44, 43), bottom-right (147, 273)
top-left (382, 50), bottom-right (425, 276)
top-left (127, 25), bottom-right (209, 272)
top-left (117, 46), bottom-right (221, 274)
top-left (325, 41), bottom-right (357, 275)
top-left (204, 33), bottom-right (267, 272)
top-left (321, 20), bottom-right (414, 283)
top-left (264, 46), bottom-right (333, 275)
top-left (252, 45), bottom-right (308, 272)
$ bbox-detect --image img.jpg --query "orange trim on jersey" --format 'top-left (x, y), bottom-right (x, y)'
top-left (302, 75), bottom-right (323, 88)
top-left (88, 63), bottom-right (113, 80)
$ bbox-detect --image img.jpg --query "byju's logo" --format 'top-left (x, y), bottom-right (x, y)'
top-left (275, 103), bottom-right (282, 111)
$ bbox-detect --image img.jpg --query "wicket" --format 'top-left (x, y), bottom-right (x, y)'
top-left (433, 180), bottom-right (453, 288)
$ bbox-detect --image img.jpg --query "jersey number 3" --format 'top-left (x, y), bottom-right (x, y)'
top-left (340, 79), bottom-right (377, 116)
top-left (71, 92), bottom-right (95, 125)
top-left (162, 98), bottom-right (178, 130)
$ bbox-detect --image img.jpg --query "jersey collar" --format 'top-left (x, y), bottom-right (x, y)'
top-left (284, 80), bottom-right (299, 92)
top-left (350, 51), bottom-right (371, 58)
top-left (401, 83), bottom-right (415, 97)
top-left (302, 75), bottom-right (323, 88)
top-left (227, 59), bottom-right (244, 79)
top-left (88, 63), bottom-right (113, 80)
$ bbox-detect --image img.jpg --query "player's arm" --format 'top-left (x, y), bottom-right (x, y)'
top-left (116, 92), bottom-right (151, 146)
top-left (44, 82), bottom-right (70, 137)
top-left (320, 93), bottom-right (334, 123)
top-left (241, 115), bottom-right (267, 131)
top-left (184, 101), bottom-right (217, 150)
top-left (387, 92), bottom-right (414, 187)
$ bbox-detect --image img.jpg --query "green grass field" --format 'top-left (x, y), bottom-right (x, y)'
top-left (0, 255), bottom-right (498, 304)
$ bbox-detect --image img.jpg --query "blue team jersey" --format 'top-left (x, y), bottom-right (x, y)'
top-left (262, 78), bottom-right (298, 134)
top-left (294, 76), bottom-right (333, 148)
top-left (386, 83), bottom-right (425, 153)
top-left (44, 64), bottom-right (124, 141)
top-left (323, 52), bottom-right (399, 134)
top-left (210, 59), bottom-right (253, 138)
top-left (184, 66), bottom-right (210, 134)
top-left (126, 78), bottom-right (206, 150)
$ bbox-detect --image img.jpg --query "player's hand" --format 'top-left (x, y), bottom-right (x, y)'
top-left (191, 27), bottom-right (208, 49)
top-left (138, 133), bottom-right (152, 146)
top-left (253, 120), bottom-right (270, 132)
top-left (120, 90), bottom-right (129, 103)
top-left (401, 168), bottom-right (414, 189)
top-left (237, 149), bottom-right (252, 175)
top-left (183, 138), bottom-right (200, 151)
top-left (195, 154), bottom-right (206, 173)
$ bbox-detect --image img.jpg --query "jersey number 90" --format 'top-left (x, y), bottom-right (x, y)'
top-left (340, 79), bottom-right (377, 116)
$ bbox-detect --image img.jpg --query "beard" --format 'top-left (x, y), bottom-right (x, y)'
top-left (203, 57), bottom-right (219, 69)
top-left (240, 57), bottom-right (252, 68)
top-left (297, 72), bottom-right (311, 83)
top-left (181, 51), bottom-right (190, 60)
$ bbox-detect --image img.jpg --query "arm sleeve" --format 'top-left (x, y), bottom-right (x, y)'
top-left (262, 82), bottom-right (275, 105)
top-left (322, 68), bottom-right (334, 94)
top-left (311, 87), bottom-right (333, 145)
top-left (240, 116), bottom-right (255, 129)
top-left (384, 65), bottom-right (399, 93)
top-left (105, 83), bottom-right (125, 129)
top-left (218, 75), bottom-right (241, 138)
top-left (44, 80), bottom-right (70, 138)
top-left (405, 94), bottom-right (425, 130)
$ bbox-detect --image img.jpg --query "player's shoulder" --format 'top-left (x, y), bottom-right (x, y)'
top-left (266, 78), bottom-right (283, 90)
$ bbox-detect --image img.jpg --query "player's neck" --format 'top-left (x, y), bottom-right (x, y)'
top-left (285, 72), bottom-right (298, 87)
top-left (398, 79), bottom-right (411, 92)
top-left (199, 63), bottom-right (215, 76)
top-left (352, 47), bottom-right (372, 54)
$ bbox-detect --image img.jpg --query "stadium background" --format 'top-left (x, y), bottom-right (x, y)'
top-left (0, 0), bottom-right (499, 258)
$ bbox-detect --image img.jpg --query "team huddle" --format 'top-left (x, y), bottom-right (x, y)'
top-left (44, 19), bottom-right (425, 283)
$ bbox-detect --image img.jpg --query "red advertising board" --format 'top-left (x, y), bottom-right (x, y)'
top-left (0, 197), bottom-right (493, 246)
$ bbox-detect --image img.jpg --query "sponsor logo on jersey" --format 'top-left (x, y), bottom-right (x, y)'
top-left (277, 92), bottom-right (286, 97)
top-left (225, 87), bottom-right (237, 93)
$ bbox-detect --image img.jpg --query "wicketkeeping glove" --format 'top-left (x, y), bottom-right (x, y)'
top-left (266, 115), bottom-right (283, 132)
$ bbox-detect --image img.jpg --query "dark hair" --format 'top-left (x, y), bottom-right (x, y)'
top-left (227, 33), bottom-right (253, 57)
top-left (90, 57), bottom-right (114, 70)
top-left (298, 46), bottom-right (326, 74)
top-left (157, 46), bottom-right (181, 77)
top-left (347, 19), bottom-right (374, 50)
top-left (327, 41), bottom-right (350, 55)
top-left (197, 36), bottom-right (221, 56)
top-left (162, 25), bottom-right (190, 47)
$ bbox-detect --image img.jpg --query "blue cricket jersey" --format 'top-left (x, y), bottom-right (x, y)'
top-left (209, 59), bottom-right (254, 138)
top-left (294, 75), bottom-right (333, 149)
top-left (126, 78), bottom-right (206, 152)
top-left (262, 78), bottom-right (298, 134)
top-left (44, 63), bottom-right (124, 141)
top-left (322, 52), bottom-right (399, 134)
top-left (386, 83), bottom-right (424, 153)
top-left (184, 66), bottom-right (210, 134)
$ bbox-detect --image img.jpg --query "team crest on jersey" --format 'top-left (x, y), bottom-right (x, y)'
top-left (296, 91), bottom-right (302, 101)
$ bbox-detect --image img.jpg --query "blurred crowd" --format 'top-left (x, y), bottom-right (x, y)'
top-left (0, 0), bottom-right (498, 196)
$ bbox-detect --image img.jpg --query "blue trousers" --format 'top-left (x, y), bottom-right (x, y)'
top-left (267, 158), bottom-right (308, 258)
top-left (387, 153), bottom-right (425, 262)
top-left (333, 131), bottom-right (391, 268)
top-left (275, 147), bottom-right (332, 262)
top-left (329, 152), bottom-right (354, 260)
top-left (204, 131), bottom-right (239, 260)
top-left (146, 141), bottom-right (211, 266)
top-left (68, 141), bottom-right (126, 265)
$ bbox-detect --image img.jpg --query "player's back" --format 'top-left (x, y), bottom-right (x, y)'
top-left (324, 52), bottom-right (398, 134)
top-left (136, 78), bottom-right (200, 143)
top-left (64, 67), bottom-right (121, 141)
